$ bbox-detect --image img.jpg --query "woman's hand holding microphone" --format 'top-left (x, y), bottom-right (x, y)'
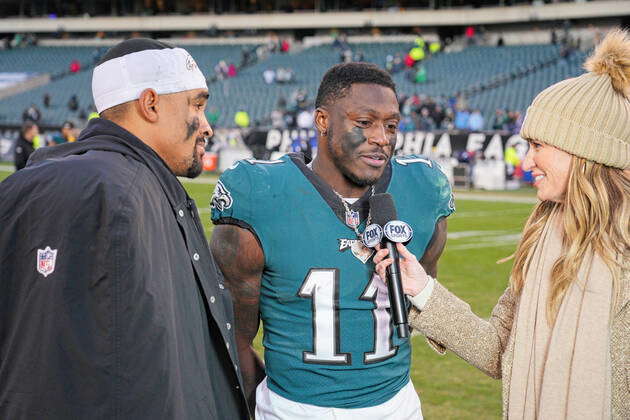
top-left (373, 242), bottom-right (430, 298)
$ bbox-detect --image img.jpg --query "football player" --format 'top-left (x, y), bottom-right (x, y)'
top-left (210, 62), bottom-right (454, 419)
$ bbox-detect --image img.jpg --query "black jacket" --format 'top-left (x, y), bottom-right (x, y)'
top-left (13, 135), bottom-right (35, 170)
top-left (0, 118), bottom-right (249, 419)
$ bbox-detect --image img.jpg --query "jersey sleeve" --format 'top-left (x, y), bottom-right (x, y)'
top-left (433, 160), bottom-right (456, 220)
top-left (210, 160), bottom-right (258, 236)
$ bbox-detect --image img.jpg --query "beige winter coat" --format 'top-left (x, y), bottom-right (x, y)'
top-left (408, 266), bottom-right (629, 419)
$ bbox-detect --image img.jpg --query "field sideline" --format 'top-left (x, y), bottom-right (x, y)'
top-left (0, 168), bottom-right (536, 419)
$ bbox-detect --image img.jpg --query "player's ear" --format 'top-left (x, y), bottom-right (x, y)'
top-left (137, 88), bottom-right (160, 123)
top-left (314, 107), bottom-right (329, 137)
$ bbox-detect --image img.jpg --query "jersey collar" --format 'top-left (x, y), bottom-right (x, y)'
top-left (289, 153), bottom-right (392, 228)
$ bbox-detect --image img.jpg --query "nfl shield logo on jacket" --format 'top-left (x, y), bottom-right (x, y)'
top-left (37, 246), bottom-right (57, 277)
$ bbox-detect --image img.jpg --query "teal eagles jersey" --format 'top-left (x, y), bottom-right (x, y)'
top-left (211, 153), bottom-right (454, 409)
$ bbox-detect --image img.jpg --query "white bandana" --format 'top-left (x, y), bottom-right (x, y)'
top-left (92, 47), bottom-right (207, 113)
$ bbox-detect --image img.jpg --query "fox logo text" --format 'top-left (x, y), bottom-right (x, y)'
top-left (362, 224), bottom-right (383, 248)
top-left (383, 221), bottom-right (413, 243)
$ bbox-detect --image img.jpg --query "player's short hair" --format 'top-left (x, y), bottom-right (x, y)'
top-left (99, 101), bottom-right (132, 122)
top-left (96, 38), bottom-right (175, 67)
top-left (21, 120), bottom-right (37, 134)
top-left (315, 62), bottom-right (396, 108)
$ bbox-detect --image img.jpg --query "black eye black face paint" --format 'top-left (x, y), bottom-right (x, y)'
top-left (340, 126), bottom-right (367, 155)
top-left (185, 116), bottom-right (200, 141)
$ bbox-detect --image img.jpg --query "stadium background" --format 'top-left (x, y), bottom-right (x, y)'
top-left (1, 1), bottom-right (628, 418)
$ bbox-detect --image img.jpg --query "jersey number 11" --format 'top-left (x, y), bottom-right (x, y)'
top-left (298, 268), bottom-right (398, 366)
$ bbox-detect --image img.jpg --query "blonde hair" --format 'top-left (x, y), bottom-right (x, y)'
top-left (510, 157), bottom-right (630, 325)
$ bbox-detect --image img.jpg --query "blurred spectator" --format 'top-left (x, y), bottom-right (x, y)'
top-left (69, 59), bottom-right (81, 73)
top-left (296, 108), bottom-right (314, 129)
top-left (240, 46), bottom-right (256, 67)
top-left (68, 95), bottom-right (79, 112)
top-left (267, 34), bottom-right (279, 53)
top-left (270, 109), bottom-right (286, 129)
top-left (61, 120), bottom-right (77, 143)
top-left (398, 112), bottom-right (416, 133)
top-left (431, 105), bottom-right (445, 128)
top-left (504, 145), bottom-right (520, 181)
top-left (22, 104), bottom-right (41, 122)
top-left (42, 93), bottom-right (51, 108)
top-left (92, 47), bottom-right (107, 64)
top-left (50, 120), bottom-right (77, 145)
top-left (14, 121), bottom-right (40, 171)
top-left (276, 67), bottom-right (294, 83)
top-left (417, 108), bottom-right (436, 131)
top-left (227, 63), bottom-right (237, 78)
top-left (290, 88), bottom-right (309, 111)
top-left (263, 68), bottom-right (275, 84)
top-left (214, 60), bottom-right (229, 80)
top-left (413, 66), bottom-right (427, 83)
top-left (506, 110), bottom-right (524, 134)
top-left (234, 109), bottom-right (250, 128)
top-left (455, 94), bottom-right (468, 111)
top-left (465, 26), bottom-right (476, 45)
top-left (332, 34), bottom-right (349, 51)
top-left (280, 39), bottom-right (290, 53)
top-left (291, 133), bottom-right (308, 153)
top-left (206, 106), bottom-right (220, 126)
top-left (340, 49), bottom-right (353, 63)
top-left (385, 55), bottom-right (394, 72)
top-left (454, 108), bottom-right (470, 130)
top-left (468, 109), bottom-right (485, 131)
top-left (429, 41), bottom-right (441, 55)
top-left (403, 53), bottom-right (415, 68)
top-left (441, 108), bottom-right (455, 130)
top-left (408, 46), bottom-right (425, 62)
top-left (243, 122), bottom-right (271, 160)
top-left (492, 109), bottom-right (508, 130)
top-left (353, 50), bottom-right (364, 62)
top-left (276, 95), bottom-right (287, 111)
top-left (283, 111), bottom-right (296, 129)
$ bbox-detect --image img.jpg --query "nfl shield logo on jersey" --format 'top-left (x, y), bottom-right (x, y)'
top-left (37, 246), bottom-right (57, 277)
top-left (345, 209), bottom-right (360, 228)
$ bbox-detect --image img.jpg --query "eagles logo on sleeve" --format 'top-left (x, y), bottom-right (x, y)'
top-left (210, 181), bottom-right (233, 211)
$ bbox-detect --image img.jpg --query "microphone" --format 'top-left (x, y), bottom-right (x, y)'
top-left (367, 193), bottom-right (413, 339)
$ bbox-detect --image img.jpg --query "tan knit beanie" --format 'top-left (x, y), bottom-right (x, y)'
top-left (520, 29), bottom-right (630, 169)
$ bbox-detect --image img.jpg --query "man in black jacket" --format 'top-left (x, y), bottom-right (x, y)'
top-left (0, 38), bottom-right (249, 419)
top-left (13, 120), bottom-right (39, 170)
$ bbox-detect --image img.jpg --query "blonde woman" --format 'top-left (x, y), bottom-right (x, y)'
top-left (374, 29), bottom-right (629, 419)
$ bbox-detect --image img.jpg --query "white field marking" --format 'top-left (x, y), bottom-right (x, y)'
top-left (454, 192), bottom-right (537, 204)
top-left (451, 208), bottom-right (531, 218)
top-left (447, 234), bottom-right (522, 250)
top-left (447, 230), bottom-right (507, 239)
top-left (177, 175), bottom-right (220, 184)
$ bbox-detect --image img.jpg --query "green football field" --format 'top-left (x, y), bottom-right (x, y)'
top-left (0, 168), bottom-right (536, 419)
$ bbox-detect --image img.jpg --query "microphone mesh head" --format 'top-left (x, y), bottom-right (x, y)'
top-left (369, 193), bottom-right (397, 226)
